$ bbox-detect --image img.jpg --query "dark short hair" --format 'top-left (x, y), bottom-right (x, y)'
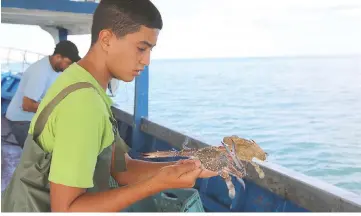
top-left (53, 40), bottom-right (81, 62)
top-left (91, 0), bottom-right (163, 45)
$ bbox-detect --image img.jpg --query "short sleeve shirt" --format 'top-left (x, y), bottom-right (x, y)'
top-left (5, 56), bottom-right (60, 121)
top-left (28, 63), bottom-right (129, 188)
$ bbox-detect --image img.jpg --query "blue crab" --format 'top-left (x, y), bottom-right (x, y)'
top-left (142, 135), bottom-right (267, 200)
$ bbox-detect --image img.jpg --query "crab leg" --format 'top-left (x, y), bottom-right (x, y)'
top-left (182, 137), bottom-right (191, 150)
top-left (221, 141), bottom-right (244, 172)
top-left (225, 166), bottom-right (246, 190)
top-left (250, 161), bottom-right (265, 179)
top-left (226, 157), bottom-right (246, 178)
top-left (219, 169), bottom-right (236, 199)
top-left (231, 139), bottom-right (246, 175)
top-left (142, 148), bottom-right (195, 158)
top-left (236, 177), bottom-right (246, 191)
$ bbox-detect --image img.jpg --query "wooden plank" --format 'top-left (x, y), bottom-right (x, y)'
top-left (140, 118), bottom-right (208, 149)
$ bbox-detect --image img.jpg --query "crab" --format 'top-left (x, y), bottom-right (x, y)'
top-left (141, 135), bottom-right (267, 202)
top-left (222, 135), bottom-right (267, 179)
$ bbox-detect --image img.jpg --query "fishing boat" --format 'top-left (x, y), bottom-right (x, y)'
top-left (1, 0), bottom-right (361, 212)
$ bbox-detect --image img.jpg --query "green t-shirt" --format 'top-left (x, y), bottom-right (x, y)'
top-left (29, 63), bottom-right (124, 188)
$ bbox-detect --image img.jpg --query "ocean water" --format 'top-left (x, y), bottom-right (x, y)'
top-left (112, 56), bottom-right (361, 195)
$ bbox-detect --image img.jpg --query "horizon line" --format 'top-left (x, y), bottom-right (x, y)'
top-left (151, 53), bottom-right (361, 61)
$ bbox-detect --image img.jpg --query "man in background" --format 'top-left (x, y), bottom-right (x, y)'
top-left (5, 40), bottom-right (81, 148)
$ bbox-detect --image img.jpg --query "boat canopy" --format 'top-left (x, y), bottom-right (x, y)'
top-left (1, 0), bottom-right (98, 41)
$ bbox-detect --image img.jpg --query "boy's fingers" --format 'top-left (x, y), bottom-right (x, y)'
top-left (173, 161), bottom-right (199, 174)
top-left (180, 167), bottom-right (203, 179)
top-left (180, 159), bottom-right (201, 166)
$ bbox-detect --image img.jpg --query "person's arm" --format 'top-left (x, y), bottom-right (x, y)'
top-left (50, 173), bottom-right (163, 212)
top-left (113, 154), bottom-right (219, 186)
top-left (47, 90), bottom-right (203, 212)
top-left (22, 96), bottom-right (40, 112)
top-left (51, 160), bottom-right (202, 212)
top-left (22, 68), bottom-right (48, 113)
top-left (112, 154), bottom-right (176, 185)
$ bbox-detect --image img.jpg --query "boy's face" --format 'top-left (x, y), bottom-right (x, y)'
top-left (103, 26), bottom-right (159, 82)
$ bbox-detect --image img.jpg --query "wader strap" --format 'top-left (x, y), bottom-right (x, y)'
top-left (33, 82), bottom-right (95, 140)
top-left (114, 132), bottom-right (130, 171)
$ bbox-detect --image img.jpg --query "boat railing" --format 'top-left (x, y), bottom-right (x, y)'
top-left (0, 46), bottom-right (46, 75)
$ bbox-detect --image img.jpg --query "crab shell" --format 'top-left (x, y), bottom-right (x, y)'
top-left (183, 147), bottom-right (247, 200)
top-left (222, 135), bottom-right (267, 179)
top-left (223, 135), bottom-right (267, 161)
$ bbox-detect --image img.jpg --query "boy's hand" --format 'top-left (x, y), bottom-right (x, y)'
top-left (177, 159), bottom-right (218, 178)
top-left (152, 159), bottom-right (202, 190)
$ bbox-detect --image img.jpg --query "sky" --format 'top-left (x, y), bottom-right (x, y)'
top-left (0, 0), bottom-right (360, 60)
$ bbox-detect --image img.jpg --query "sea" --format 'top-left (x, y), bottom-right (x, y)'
top-left (3, 55), bottom-right (361, 195)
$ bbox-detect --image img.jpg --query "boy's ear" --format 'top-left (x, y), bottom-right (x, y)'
top-left (98, 29), bottom-right (113, 52)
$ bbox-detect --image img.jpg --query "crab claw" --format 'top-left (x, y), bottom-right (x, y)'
top-left (221, 141), bottom-right (244, 172)
top-left (182, 137), bottom-right (191, 150)
top-left (236, 177), bottom-right (246, 190)
top-left (221, 141), bottom-right (234, 158)
top-left (224, 165), bottom-right (246, 191)
top-left (231, 139), bottom-right (246, 173)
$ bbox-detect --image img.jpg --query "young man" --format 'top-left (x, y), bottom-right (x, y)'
top-left (5, 40), bottom-right (80, 148)
top-left (1, 0), bottom-right (217, 212)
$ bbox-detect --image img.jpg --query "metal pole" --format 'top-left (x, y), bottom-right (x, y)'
top-left (131, 66), bottom-right (151, 154)
top-left (58, 27), bottom-right (68, 41)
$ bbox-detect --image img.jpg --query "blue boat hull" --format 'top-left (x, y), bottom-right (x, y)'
top-left (114, 117), bottom-right (308, 212)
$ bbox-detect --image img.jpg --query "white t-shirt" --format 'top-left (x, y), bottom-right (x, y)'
top-left (6, 56), bottom-right (60, 122)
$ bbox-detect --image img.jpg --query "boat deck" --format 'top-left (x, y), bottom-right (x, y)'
top-left (1, 115), bottom-right (22, 192)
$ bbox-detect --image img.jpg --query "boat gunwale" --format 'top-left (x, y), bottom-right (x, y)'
top-left (110, 106), bottom-right (361, 212)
